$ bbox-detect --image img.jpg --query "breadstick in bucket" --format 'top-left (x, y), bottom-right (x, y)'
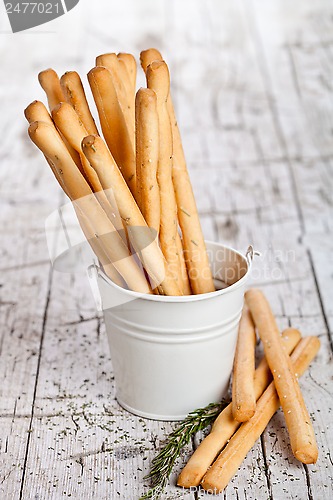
top-left (82, 134), bottom-right (182, 296)
top-left (135, 88), bottom-right (160, 235)
top-left (88, 66), bottom-right (136, 197)
top-left (146, 60), bottom-right (182, 287)
top-left (141, 49), bottom-right (215, 294)
top-left (28, 121), bottom-right (150, 294)
top-left (60, 71), bottom-right (99, 135)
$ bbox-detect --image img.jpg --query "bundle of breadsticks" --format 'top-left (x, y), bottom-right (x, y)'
top-left (177, 288), bottom-right (320, 493)
top-left (25, 49), bottom-right (215, 296)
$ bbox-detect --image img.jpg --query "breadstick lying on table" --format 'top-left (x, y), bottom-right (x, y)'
top-left (117, 52), bottom-right (137, 95)
top-left (51, 102), bottom-right (126, 242)
top-left (146, 60), bottom-right (182, 289)
top-left (135, 88), bottom-right (160, 235)
top-left (88, 66), bottom-right (136, 198)
top-left (141, 49), bottom-right (215, 295)
top-left (96, 53), bottom-right (135, 147)
top-left (60, 71), bottom-right (99, 135)
top-left (28, 121), bottom-right (150, 294)
top-left (232, 306), bottom-right (256, 422)
top-left (82, 134), bottom-right (182, 296)
top-left (201, 335), bottom-right (320, 493)
top-left (246, 288), bottom-right (318, 464)
top-left (177, 327), bottom-right (301, 488)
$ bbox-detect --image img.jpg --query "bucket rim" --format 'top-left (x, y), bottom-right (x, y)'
top-left (93, 241), bottom-right (254, 303)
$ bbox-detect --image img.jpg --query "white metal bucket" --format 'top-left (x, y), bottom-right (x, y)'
top-left (88, 241), bottom-right (253, 421)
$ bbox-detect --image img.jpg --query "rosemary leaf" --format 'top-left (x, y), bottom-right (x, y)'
top-left (139, 399), bottom-right (229, 500)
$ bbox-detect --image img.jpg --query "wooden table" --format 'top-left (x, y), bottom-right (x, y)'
top-left (1, 0), bottom-right (332, 498)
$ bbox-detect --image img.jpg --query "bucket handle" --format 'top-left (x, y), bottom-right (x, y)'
top-left (87, 263), bottom-right (103, 311)
top-left (246, 245), bottom-right (261, 267)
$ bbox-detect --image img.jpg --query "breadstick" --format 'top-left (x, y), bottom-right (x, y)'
top-left (201, 336), bottom-right (320, 492)
top-left (177, 328), bottom-right (301, 488)
top-left (135, 88), bottom-right (160, 234)
top-left (117, 52), bottom-right (137, 94)
top-left (246, 288), bottom-right (318, 464)
top-left (24, 101), bottom-right (70, 196)
top-left (28, 121), bottom-right (150, 294)
top-left (232, 306), bottom-right (256, 422)
top-left (38, 68), bottom-right (64, 111)
top-left (24, 100), bottom-right (53, 126)
top-left (140, 48), bottom-right (163, 73)
top-left (95, 53), bottom-right (135, 146)
top-left (38, 69), bottom-right (82, 170)
top-left (176, 233), bottom-right (192, 295)
top-left (51, 102), bottom-right (126, 240)
top-left (146, 60), bottom-right (182, 287)
top-left (60, 71), bottom-right (99, 135)
top-left (88, 66), bottom-right (136, 197)
top-left (82, 134), bottom-right (182, 296)
top-left (141, 49), bottom-right (215, 294)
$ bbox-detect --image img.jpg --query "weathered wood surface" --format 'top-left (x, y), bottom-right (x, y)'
top-left (0, 0), bottom-right (332, 498)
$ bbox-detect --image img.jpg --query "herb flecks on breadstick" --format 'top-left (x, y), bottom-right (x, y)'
top-left (146, 60), bottom-right (182, 287)
top-left (88, 66), bottom-right (136, 197)
top-left (201, 336), bottom-right (320, 493)
top-left (140, 49), bottom-right (215, 295)
top-left (82, 134), bottom-right (182, 296)
top-left (177, 328), bottom-right (301, 488)
top-left (246, 288), bottom-right (319, 464)
top-left (135, 88), bottom-right (160, 235)
top-left (28, 121), bottom-right (150, 294)
top-left (60, 71), bottom-right (99, 135)
top-left (232, 306), bottom-right (256, 422)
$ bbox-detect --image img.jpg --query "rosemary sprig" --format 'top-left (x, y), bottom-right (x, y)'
top-left (139, 399), bottom-right (229, 500)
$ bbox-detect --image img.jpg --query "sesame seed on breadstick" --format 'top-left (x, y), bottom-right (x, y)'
top-left (246, 288), bottom-right (318, 464)
top-left (146, 60), bottom-right (183, 288)
top-left (60, 71), bottom-right (99, 135)
top-left (177, 327), bottom-right (301, 488)
top-left (201, 336), bottom-right (320, 493)
top-left (37, 69), bottom-right (82, 170)
top-left (88, 66), bottom-right (136, 198)
top-left (28, 121), bottom-right (150, 294)
top-left (82, 134), bottom-right (182, 296)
